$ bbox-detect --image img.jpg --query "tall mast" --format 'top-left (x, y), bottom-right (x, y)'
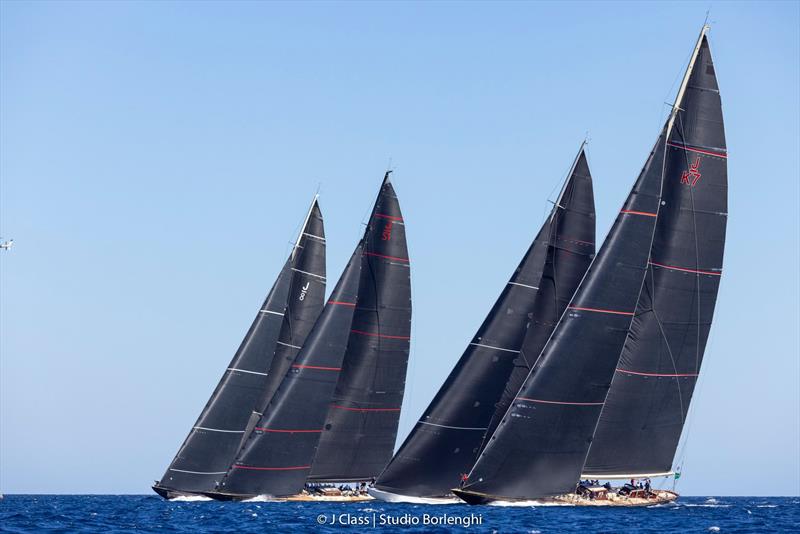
top-left (666, 24), bottom-right (710, 139)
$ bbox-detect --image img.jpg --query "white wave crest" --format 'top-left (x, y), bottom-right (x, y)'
top-left (170, 495), bottom-right (212, 502)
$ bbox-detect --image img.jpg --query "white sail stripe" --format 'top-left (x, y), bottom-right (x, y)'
top-left (291, 268), bottom-right (326, 280)
top-left (169, 468), bottom-right (228, 475)
top-left (277, 341), bottom-right (302, 349)
top-left (193, 426), bottom-right (245, 433)
top-left (418, 421), bottom-right (487, 431)
top-left (508, 282), bottom-right (539, 290)
top-left (303, 232), bottom-right (325, 241)
top-left (227, 367), bottom-right (268, 376)
top-left (260, 309), bottom-right (285, 316)
top-left (469, 343), bottom-right (521, 354)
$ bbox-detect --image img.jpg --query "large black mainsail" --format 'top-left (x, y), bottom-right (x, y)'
top-left (455, 28), bottom-right (719, 504)
top-left (308, 173), bottom-right (412, 482)
top-left (583, 29), bottom-right (727, 479)
top-left (209, 243), bottom-right (364, 499)
top-left (455, 123), bottom-right (668, 503)
top-left (153, 198), bottom-right (325, 498)
top-left (372, 147), bottom-right (595, 499)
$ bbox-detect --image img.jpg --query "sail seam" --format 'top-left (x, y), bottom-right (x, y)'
top-left (507, 282), bottom-right (539, 290)
top-left (418, 421), bottom-right (488, 431)
top-left (193, 426), bottom-right (246, 433)
top-left (291, 268), bottom-right (326, 280)
top-left (468, 343), bottom-right (520, 353)
top-left (516, 397), bottom-right (604, 406)
top-left (227, 367), bottom-right (268, 376)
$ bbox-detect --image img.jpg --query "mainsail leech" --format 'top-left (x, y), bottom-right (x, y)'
top-left (154, 198), bottom-right (325, 497)
top-left (373, 148), bottom-right (595, 498)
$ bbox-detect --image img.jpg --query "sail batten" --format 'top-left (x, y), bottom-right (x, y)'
top-left (373, 147), bottom-right (595, 498)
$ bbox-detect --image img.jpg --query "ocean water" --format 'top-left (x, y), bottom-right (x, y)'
top-left (0, 495), bottom-right (797, 533)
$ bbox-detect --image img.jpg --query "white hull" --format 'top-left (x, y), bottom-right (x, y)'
top-left (368, 487), bottom-right (460, 504)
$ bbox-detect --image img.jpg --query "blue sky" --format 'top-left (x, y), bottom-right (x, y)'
top-left (1, 1), bottom-right (798, 496)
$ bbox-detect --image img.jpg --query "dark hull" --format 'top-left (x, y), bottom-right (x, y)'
top-left (203, 491), bottom-right (253, 502)
top-left (152, 484), bottom-right (202, 501)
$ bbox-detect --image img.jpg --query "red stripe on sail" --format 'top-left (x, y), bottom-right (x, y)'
top-left (292, 364), bottom-right (341, 371)
top-left (666, 141), bottom-right (728, 159)
top-left (364, 251), bottom-right (409, 262)
top-left (616, 368), bottom-right (699, 378)
top-left (517, 397), bottom-right (604, 406)
top-left (255, 428), bottom-right (323, 433)
top-left (233, 465), bottom-right (311, 471)
top-left (350, 329), bottom-right (411, 340)
top-left (649, 261), bottom-right (722, 276)
top-left (620, 209), bottom-right (658, 217)
top-left (327, 301), bottom-right (356, 307)
top-left (374, 213), bottom-right (404, 221)
top-left (568, 306), bottom-right (635, 316)
top-left (330, 405), bottom-right (401, 412)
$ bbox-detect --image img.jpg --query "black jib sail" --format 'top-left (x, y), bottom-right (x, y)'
top-left (154, 198), bottom-right (325, 498)
top-left (210, 243), bottom-right (364, 499)
top-left (372, 147), bottom-right (595, 499)
top-left (308, 172), bottom-right (412, 482)
top-left (583, 29), bottom-right (727, 478)
top-left (455, 122), bottom-right (668, 503)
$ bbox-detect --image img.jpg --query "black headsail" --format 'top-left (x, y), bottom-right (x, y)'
top-left (154, 198), bottom-right (325, 498)
top-left (210, 243), bottom-right (363, 499)
top-left (455, 121), bottom-right (669, 503)
top-left (308, 173), bottom-right (412, 482)
top-left (583, 28), bottom-right (727, 478)
top-left (372, 147), bottom-right (595, 499)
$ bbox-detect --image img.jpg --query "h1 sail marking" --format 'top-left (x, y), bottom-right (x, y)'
top-left (350, 329), bottom-right (411, 340)
top-left (508, 282), bottom-right (539, 290)
top-left (169, 468), bottom-right (228, 475)
top-left (616, 368), bottom-right (699, 378)
top-left (364, 251), bottom-right (409, 263)
top-left (193, 426), bottom-right (246, 433)
top-left (233, 465), bottom-right (311, 471)
top-left (666, 141), bottom-right (727, 159)
top-left (567, 306), bottom-right (635, 316)
top-left (418, 421), bottom-right (488, 431)
top-left (227, 367), bottom-right (269, 377)
top-left (468, 342), bottom-right (521, 354)
top-left (291, 268), bottom-right (326, 280)
top-left (330, 404), bottom-right (401, 412)
top-left (648, 261), bottom-right (722, 276)
top-left (516, 397), bottom-right (604, 406)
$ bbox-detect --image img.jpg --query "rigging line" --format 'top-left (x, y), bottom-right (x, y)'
top-left (646, 267), bottom-right (688, 425)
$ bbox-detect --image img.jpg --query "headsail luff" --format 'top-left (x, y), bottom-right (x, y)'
top-left (583, 29), bottom-right (726, 477)
top-left (155, 198), bottom-right (325, 497)
top-left (308, 173), bottom-right (412, 482)
top-left (212, 243), bottom-right (364, 498)
top-left (372, 148), bottom-right (595, 498)
top-left (458, 123), bottom-right (668, 501)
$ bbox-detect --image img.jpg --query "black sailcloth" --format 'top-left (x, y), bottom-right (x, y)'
top-left (155, 199), bottom-right (325, 496)
top-left (373, 149), bottom-right (595, 498)
top-left (213, 244), bottom-right (363, 498)
top-left (458, 127), bottom-right (667, 502)
top-left (583, 35), bottom-right (727, 477)
top-left (308, 173), bottom-right (412, 482)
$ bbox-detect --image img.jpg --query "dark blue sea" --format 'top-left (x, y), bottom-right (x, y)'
top-left (0, 495), bottom-right (797, 533)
